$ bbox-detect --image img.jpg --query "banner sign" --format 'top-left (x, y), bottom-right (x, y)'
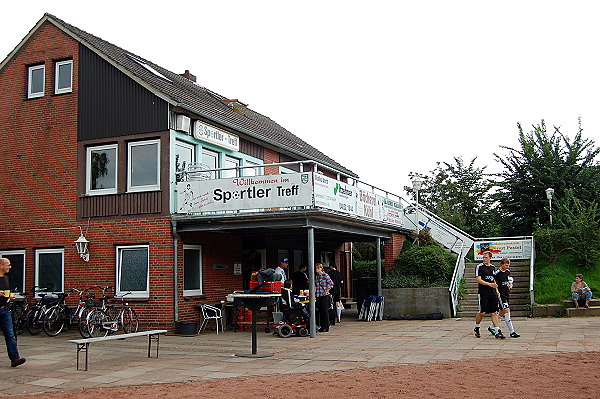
top-left (194, 121), bottom-right (239, 151)
top-left (474, 239), bottom-right (532, 260)
top-left (177, 171), bottom-right (404, 228)
top-left (177, 173), bottom-right (312, 213)
top-left (313, 174), bottom-right (356, 213)
top-left (381, 197), bottom-right (404, 227)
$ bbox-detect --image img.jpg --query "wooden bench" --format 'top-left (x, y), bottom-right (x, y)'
top-left (68, 329), bottom-right (167, 371)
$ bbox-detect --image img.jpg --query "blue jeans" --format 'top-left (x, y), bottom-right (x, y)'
top-left (0, 308), bottom-right (19, 361)
top-left (572, 291), bottom-right (593, 301)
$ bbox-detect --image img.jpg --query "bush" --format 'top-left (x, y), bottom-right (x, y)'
top-left (386, 244), bottom-right (456, 287)
top-left (382, 272), bottom-right (422, 288)
top-left (352, 260), bottom-right (379, 279)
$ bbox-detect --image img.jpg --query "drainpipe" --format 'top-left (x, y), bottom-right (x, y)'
top-left (171, 220), bottom-right (179, 323)
top-left (376, 237), bottom-right (382, 296)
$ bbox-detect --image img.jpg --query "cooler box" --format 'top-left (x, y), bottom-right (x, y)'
top-left (250, 281), bottom-right (283, 293)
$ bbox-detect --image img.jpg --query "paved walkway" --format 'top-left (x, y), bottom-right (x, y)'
top-left (1, 315), bottom-right (599, 396)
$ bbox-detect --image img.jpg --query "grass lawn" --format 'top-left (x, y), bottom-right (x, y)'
top-left (534, 253), bottom-right (600, 304)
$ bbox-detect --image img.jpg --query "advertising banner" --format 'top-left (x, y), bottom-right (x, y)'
top-left (177, 173), bottom-right (313, 213)
top-left (356, 189), bottom-right (381, 220)
top-left (313, 173), bottom-right (356, 214)
top-left (474, 239), bottom-right (532, 260)
top-left (381, 197), bottom-right (404, 227)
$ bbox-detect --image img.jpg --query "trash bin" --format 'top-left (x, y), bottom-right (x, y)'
top-left (180, 321), bottom-right (198, 335)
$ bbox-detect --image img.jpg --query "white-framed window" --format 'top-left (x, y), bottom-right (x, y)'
top-left (201, 148), bottom-right (219, 179)
top-left (244, 160), bottom-right (261, 176)
top-left (86, 144), bottom-right (118, 195)
top-left (27, 64), bottom-right (45, 98)
top-left (116, 245), bottom-right (149, 298)
top-left (35, 248), bottom-right (64, 295)
top-left (55, 60), bottom-right (73, 94)
top-left (0, 250), bottom-right (25, 294)
top-left (183, 244), bottom-right (202, 297)
top-left (175, 140), bottom-right (195, 183)
top-left (127, 139), bottom-right (160, 192)
top-left (222, 155), bottom-right (240, 178)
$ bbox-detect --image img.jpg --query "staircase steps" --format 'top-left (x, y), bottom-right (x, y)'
top-left (563, 299), bottom-right (600, 317)
top-left (457, 261), bottom-right (531, 319)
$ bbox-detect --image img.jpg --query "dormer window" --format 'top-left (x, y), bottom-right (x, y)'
top-left (55, 59), bottom-right (73, 94)
top-left (27, 64), bottom-right (45, 98)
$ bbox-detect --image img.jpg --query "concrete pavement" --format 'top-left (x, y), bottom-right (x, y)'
top-left (1, 315), bottom-right (599, 396)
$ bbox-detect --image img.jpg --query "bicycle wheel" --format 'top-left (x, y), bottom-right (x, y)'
top-left (26, 308), bottom-right (44, 335)
top-left (105, 306), bottom-right (120, 334)
top-left (12, 304), bottom-right (28, 335)
top-left (43, 305), bottom-right (67, 337)
top-left (122, 307), bottom-right (139, 333)
top-left (86, 309), bottom-right (109, 338)
top-left (77, 307), bottom-right (94, 338)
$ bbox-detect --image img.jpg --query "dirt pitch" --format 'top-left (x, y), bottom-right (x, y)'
top-left (10, 351), bottom-right (599, 399)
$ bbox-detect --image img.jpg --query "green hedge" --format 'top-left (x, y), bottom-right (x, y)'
top-left (383, 244), bottom-right (456, 288)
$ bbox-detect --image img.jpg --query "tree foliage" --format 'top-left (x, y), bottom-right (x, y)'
top-left (493, 119), bottom-right (600, 235)
top-left (404, 156), bottom-right (499, 237)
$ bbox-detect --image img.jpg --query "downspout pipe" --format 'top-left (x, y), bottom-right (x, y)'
top-left (171, 219), bottom-right (179, 324)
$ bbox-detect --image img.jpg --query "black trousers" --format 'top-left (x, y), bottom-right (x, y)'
top-left (316, 295), bottom-right (331, 330)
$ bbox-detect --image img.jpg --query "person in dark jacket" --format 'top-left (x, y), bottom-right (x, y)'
top-left (327, 263), bottom-right (343, 324)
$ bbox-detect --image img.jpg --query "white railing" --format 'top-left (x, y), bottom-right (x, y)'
top-left (449, 245), bottom-right (468, 318)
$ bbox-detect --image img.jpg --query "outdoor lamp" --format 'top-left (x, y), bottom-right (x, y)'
top-left (74, 232), bottom-right (90, 262)
top-left (545, 187), bottom-right (554, 225)
top-left (411, 176), bottom-right (423, 231)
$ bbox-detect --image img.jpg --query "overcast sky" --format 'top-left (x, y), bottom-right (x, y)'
top-left (3, 1), bottom-right (599, 201)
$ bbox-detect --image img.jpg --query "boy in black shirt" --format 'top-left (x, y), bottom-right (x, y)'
top-left (489, 258), bottom-right (520, 338)
top-left (473, 251), bottom-right (505, 339)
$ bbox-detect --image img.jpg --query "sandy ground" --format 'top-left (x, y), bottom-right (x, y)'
top-left (10, 351), bottom-right (599, 399)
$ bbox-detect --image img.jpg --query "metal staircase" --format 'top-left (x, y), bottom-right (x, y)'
top-left (457, 261), bottom-right (531, 318)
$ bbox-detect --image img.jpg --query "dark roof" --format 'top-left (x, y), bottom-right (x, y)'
top-left (42, 14), bottom-right (356, 177)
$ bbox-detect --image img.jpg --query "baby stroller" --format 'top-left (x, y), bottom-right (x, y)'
top-left (271, 288), bottom-right (310, 338)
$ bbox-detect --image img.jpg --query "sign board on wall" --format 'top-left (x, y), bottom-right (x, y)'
top-left (177, 173), bottom-right (313, 213)
top-left (313, 174), bottom-right (356, 213)
top-left (194, 121), bottom-right (240, 151)
top-left (474, 239), bottom-right (532, 260)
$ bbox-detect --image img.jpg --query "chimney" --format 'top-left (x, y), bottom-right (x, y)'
top-left (180, 70), bottom-right (196, 83)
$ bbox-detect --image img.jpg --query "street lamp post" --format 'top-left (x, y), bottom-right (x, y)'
top-left (411, 176), bottom-right (423, 232)
top-left (545, 187), bottom-right (555, 225)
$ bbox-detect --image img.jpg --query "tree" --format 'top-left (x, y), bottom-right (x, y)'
top-left (404, 157), bottom-right (499, 237)
top-left (494, 119), bottom-right (600, 235)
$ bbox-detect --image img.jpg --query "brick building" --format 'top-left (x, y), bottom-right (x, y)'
top-left (0, 14), bottom-right (409, 330)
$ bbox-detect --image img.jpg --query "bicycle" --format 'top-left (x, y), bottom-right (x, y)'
top-left (85, 292), bottom-right (139, 337)
top-left (42, 287), bottom-right (98, 337)
top-left (77, 285), bottom-right (113, 338)
top-left (8, 290), bottom-right (29, 336)
top-left (25, 286), bottom-right (61, 335)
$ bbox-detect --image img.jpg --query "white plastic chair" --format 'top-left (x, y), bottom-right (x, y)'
top-left (199, 304), bottom-right (223, 334)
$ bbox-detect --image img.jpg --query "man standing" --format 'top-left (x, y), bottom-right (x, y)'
top-left (274, 258), bottom-right (289, 283)
top-left (291, 264), bottom-right (309, 295)
top-left (473, 251), bottom-right (505, 339)
top-left (315, 263), bottom-right (333, 332)
top-left (0, 258), bottom-right (26, 367)
top-left (327, 263), bottom-right (343, 324)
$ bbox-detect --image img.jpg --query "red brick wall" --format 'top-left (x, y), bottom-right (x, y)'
top-left (384, 233), bottom-right (406, 271)
top-left (0, 22), bottom-right (79, 230)
top-left (263, 147), bottom-right (280, 175)
top-left (177, 232), bottom-right (243, 323)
